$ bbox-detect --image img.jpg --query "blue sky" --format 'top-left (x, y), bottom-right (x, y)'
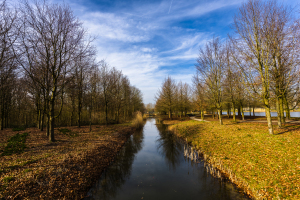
top-left (51, 0), bottom-right (298, 104)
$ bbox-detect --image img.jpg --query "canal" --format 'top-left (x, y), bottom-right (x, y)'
top-left (86, 118), bottom-right (249, 200)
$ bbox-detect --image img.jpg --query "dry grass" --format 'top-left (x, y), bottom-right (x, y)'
top-left (169, 120), bottom-right (300, 199)
top-left (156, 115), bottom-right (190, 125)
top-left (132, 111), bottom-right (145, 129)
top-left (0, 124), bottom-right (136, 199)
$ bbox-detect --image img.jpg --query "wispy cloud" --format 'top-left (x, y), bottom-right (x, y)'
top-left (168, 0), bottom-right (174, 14)
top-left (53, 0), bottom-right (247, 104)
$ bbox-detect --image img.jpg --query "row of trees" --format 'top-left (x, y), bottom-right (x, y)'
top-left (155, 0), bottom-right (300, 135)
top-left (155, 77), bottom-right (192, 119)
top-left (0, 0), bottom-right (144, 141)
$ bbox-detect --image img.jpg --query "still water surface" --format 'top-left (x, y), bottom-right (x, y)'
top-left (223, 111), bottom-right (300, 117)
top-left (86, 119), bottom-right (249, 200)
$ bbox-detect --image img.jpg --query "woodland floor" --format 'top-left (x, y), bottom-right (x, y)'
top-left (167, 115), bottom-right (300, 199)
top-left (0, 124), bottom-right (137, 199)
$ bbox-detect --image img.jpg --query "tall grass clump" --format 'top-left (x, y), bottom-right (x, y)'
top-left (132, 111), bottom-right (144, 129)
top-left (142, 113), bottom-right (147, 120)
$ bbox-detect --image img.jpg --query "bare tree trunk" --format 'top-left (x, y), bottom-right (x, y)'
top-left (70, 109), bottom-right (73, 126)
top-left (201, 110), bottom-right (204, 120)
top-left (169, 109), bottom-right (172, 119)
top-left (283, 95), bottom-right (290, 120)
top-left (78, 96), bottom-right (82, 127)
top-left (0, 101), bottom-right (4, 130)
top-left (253, 107), bottom-right (255, 117)
top-left (276, 98), bottom-right (282, 128)
top-left (238, 107), bottom-right (241, 117)
top-left (89, 110), bottom-right (92, 132)
top-left (41, 111), bottom-right (44, 131)
top-left (264, 98), bottom-right (274, 135)
top-left (25, 114), bottom-right (27, 128)
top-left (5, 111), bottom-right (8, 128)
top-left (218, 109), bottom-right (223, 125)
top-left (279, 98), bottom-right (285, 123)
top-left (232, 104), bottom-right (236, 122)
top-left (227, 107), bottom-right (230, 118)
top-left (0, 114), bottom-right (3, 131)
top-left (105, 101), bottom-right (108, 125)
top-left (38, 109), bottom-right (41, 129)
top-left (46, 115), bottom-right (50, 136)
top-left (49, 100), bottom-right (55, 142)
top-left (241, 106), bottom-right (245, 120)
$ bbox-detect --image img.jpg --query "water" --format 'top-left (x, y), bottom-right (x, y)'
top-left (86, 119), bottom-right (249, 200)
top-left (223, 111), bottom-right (300, 117)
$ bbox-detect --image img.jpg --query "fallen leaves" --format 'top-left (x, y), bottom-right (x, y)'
top-left (0, 124), bottom-right (136, 199)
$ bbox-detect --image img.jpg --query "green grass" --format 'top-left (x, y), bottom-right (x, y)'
top-left (3, 176), bottom-right (15, 183)
top-left (1, 132), bottom-right (29, 156)
top-left (12, 127), bottom-right (26, 132)
top-left (59, 128), bottom-right (79, 137)
top-left (114, 122), bottom-right (132, 126)
top-left (23, 169), bottom-right (32, 173)
top-left (169, 120), bottom-right (300, 199)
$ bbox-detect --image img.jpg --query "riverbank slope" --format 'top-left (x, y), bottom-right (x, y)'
top-left (0, 124), bottom-right (137, 199)
top-left (168, 119), bottom-right (300, 199)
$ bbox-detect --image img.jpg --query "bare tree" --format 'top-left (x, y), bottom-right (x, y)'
top-left (0, 0), bottom-right (18, 130)
top-left (231, 0), bottom-right (277, 134)
top-left (223, 42), bottom-right (238, 121)
top-left (155, 76), bottom-right (177, 119)
top-left (192, 72), bottom-right (207, 120)
top-left (267, 3), bottom-right (300, 125)
top-left (98, 62), bottom-right (114, 124)
top-left (17, 1), bottom-right (90, 141)
top-left (196, 37), bottom-right (225, 125)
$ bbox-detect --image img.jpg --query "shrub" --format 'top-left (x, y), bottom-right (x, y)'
top-left (132, 111), bottom-right (144, 129)
top-left (12, 127), bottom-right (26, 132)
top-left (1, 132), bottom-right (29, 156)
top-left (3, 176), bottom-right (15, 183)
top-left (142, 114), bottom-right (147, 120)
top-left (59, 128), bottom-right (71, 134)
top-left (59, 128), bottom-right (78, 137)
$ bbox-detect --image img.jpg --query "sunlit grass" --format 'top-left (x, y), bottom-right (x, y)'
top-left (169, 120), bottom-right (300, 199)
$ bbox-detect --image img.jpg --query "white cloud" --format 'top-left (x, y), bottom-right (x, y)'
top-left (141, 47), bottom-right (157, 53)
top-left (81, 12), bottom-right (151, 42)
top-left (52, 0), bottom-right (245, 104)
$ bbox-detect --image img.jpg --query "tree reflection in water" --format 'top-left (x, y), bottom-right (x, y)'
top-left (155, 123), bottom-right (183, 171)
top-left (86, 119), bottom-right (250, 200)
top-left (86, 128), bottom-right (144, 200)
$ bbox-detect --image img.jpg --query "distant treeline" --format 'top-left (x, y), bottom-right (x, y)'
top-left (155, 0), bottom-right (300, 135)
top-left (0, 0), bottom-right (144, 141)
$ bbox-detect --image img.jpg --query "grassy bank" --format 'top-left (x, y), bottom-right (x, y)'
top-left (156, 115), bottom-right (190, 125)
top-left (168, 119), bottom-right (300, 199)
top-left (0, 124), bottom-right (137, 199)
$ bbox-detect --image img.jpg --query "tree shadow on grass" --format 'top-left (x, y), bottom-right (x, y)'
top-left (275, 124), bottom-right (300, 135)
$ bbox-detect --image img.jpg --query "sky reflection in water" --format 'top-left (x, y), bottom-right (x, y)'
top-left (86, 119), bottom-right (249, 200)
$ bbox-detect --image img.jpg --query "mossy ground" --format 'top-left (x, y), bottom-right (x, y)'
top-left (168, 117), bottom-right (300, 199)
